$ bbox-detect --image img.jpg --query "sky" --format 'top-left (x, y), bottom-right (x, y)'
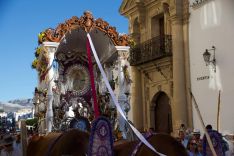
top-left (0, 0), bottom-right (128, 102)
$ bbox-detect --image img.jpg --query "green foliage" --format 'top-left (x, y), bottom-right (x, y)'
top-left (34, 47), bottom-right (42, 57)
top-left (38, 31), bottom-right (46, 44)
top-left (129, 38), bottom-right (136, 48)
top-left (31, 59), bottom-right (38, 69)
top-left (26, 118), bottom-right (38, 126)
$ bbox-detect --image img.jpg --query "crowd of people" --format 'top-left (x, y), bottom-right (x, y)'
top-left (0, 132), bottom-right (22, 156)
top-left (177, 124), bottom-right (230, 156)
top-left (0, 124), bottom-right (232, 156)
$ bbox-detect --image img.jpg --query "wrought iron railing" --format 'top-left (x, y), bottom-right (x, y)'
top-left (129, 35), bottom-right (172, 66)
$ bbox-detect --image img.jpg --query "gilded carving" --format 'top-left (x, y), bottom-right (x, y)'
top-left (65, 16), bottom-right (80, 30)
top-left (95, 18), bottom-right (109, 31)
top-left (38, 11), bottom-right (130, 46)
top-left (107, 26), bottom-right (119, 43)
top-left (80, 11), bottom-right (94, 32)
top-left (118, 34), bottom-right (130, 46)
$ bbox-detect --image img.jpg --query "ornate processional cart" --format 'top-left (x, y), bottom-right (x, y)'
top-left (29, 11), bottom-right (181, 156)
top-left (32, 11), bottom-right (133, 140)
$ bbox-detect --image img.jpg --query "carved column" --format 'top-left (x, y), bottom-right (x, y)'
top-left (105, 63), bottom-right (115, 109)
top-left (171, 17), bottom-right (188, 133)
top-left (115, 46), bottom-right (132, 139)
top-left (183, 0), bottom-right (193, 128)
top-left (42, 42), bottom-right (59, 133)
top-left (130, 67), bottom-right (143, 131)
top-left (98, 64), bottom-right (108, 95)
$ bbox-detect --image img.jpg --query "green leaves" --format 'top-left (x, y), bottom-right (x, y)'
top-left (38, 32), bottom-right (46, 44)
top-left (25, 118), bottom-right (38, 126)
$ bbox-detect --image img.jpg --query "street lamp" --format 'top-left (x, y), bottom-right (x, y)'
top-left (203, 46), bottom-right (216, 72)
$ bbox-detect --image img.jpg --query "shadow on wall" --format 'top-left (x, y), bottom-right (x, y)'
top-left (208, 65), bottom-right (222, 91)
top-left (200, 1), bottom-right (221, 29)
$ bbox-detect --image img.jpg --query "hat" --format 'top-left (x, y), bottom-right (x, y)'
top-left (0, 135), bottom-right (14, 146)
top-left (193, 129), bottom-right (200, 135)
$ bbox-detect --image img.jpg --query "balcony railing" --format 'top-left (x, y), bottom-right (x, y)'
top-left (129, 35), bottom-right (172, 66)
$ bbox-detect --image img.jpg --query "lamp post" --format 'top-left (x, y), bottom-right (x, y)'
top-left (203, 46), bottom-right (216, 72)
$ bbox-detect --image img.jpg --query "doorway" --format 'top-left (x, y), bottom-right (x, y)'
top-left (151, 14), bottom-right (164, 38)
top-left (152, 92), bottom-right (172, 134)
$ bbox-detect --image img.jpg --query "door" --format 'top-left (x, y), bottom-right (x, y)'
top-left (154, 92), bottom-right (172, 134)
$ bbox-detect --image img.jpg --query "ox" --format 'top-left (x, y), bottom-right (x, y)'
top-left (27, 129), bottom-right (89, 156)
top-left (27, 129), bottom-right (188, 156)
top-left (114, 133), bottom-right (188, 156)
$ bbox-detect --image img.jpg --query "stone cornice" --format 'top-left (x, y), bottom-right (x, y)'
top-left (145, 0), bottom-right (161, 10)
top-left (169, 2), bottom-right (190, 25)
top-left (190, 0), bottom-right (212, 10)
top-left (120, 0), bottom-right (146, 19)
top-left (169, 15), bottom-right (183, 25)
top-left (119, 0), bottom-right (138, 16)
top-left (115, 46), bottom-right (130, 51)
top-left (183, 0), bottom-right (190, 24)
top-left (137, 57), bottom-right (172, 73)
top-left (42, 42), bottom-right (59, 48)
top-left (120, 4), bottom-right (137, 17)
top-left (38, 11), bottom-right (129, 46)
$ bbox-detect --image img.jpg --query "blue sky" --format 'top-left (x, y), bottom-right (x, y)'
top-left (0, 0), bottom-right (128, 102)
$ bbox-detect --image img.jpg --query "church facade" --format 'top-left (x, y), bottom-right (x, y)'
top-left (120, 0), bottom-right (192, 135)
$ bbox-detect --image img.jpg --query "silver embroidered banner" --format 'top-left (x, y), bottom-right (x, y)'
top-left (87, 33), bottom-right (166, 156)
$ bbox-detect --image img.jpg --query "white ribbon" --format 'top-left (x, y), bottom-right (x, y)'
top-left (87, 33), bottom-right (166, 156)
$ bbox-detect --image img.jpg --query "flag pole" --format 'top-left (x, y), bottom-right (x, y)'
top-left (189, 89), bottom-right (217, 156)
top-left (217, 90), bottom-right (221, 131)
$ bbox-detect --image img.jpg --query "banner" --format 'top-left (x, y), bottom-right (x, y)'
top-left (87, 33), bottom-right (166, 156)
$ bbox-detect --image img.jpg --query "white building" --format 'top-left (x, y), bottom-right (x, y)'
top-left (0, 112), bottom-right (7, 117)
top-left (189, 0), bottom-right (234, 135)
top-left (15, 108), bottom-right (33, 121)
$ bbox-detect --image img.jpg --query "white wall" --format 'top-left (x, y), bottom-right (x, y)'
top-left (189, 0), bottom-right (234, 134)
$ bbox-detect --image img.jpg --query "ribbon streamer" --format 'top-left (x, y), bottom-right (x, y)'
top-left (87, 33), bottom-right (166, 156)
top-left (86, 38), bottom-right (100, 118)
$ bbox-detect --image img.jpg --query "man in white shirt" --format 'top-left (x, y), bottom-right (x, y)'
top-left (178, 129), bottom-right (189, 148)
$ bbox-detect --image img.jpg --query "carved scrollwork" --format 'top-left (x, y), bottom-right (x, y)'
top-left (79, 11), bottom-right (94, 32)
top-left (118, 34), bottom-right (130, 46)
top-left (107, 26), bottom-right (119, 44)
top-left (65, 16), bottom-right (80, 30)
top-left (95, 18), bottom-right (109, 31)
top-left (38, 11), bottom-right (130, 46)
